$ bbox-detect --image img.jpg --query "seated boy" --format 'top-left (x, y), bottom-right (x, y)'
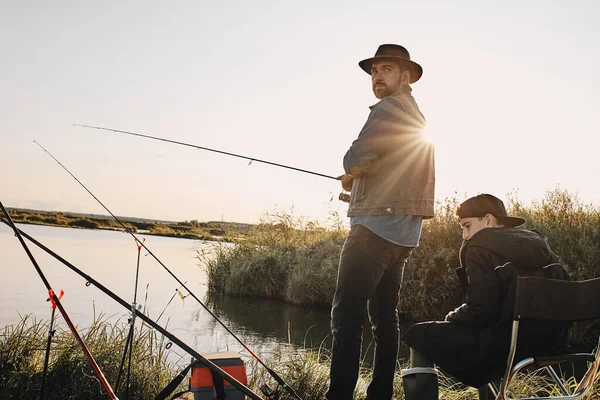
top-left (401, 194), bottom-right (570, 399)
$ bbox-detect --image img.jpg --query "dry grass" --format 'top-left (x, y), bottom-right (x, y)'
top-left (0, 313), bottom-right (185, 399)
top-left (203, 188), bottom-right (600, 322)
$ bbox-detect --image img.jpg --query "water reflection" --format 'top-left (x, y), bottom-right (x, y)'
top-left (0, 224), bottom-right (412, 365)
top-left (206, 294), bottom-right (332, 349)
top-left (202, 293), bottom-right (412, 363)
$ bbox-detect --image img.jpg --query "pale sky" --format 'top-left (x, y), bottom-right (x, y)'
top-left (2, 1), bottom-right (599, 224)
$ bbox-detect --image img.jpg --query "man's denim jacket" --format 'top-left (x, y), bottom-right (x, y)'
top-left (344, 92), bottom-right (435, 218)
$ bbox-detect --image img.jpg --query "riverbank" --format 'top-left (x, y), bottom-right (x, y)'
top-left (204, 188), bottom-right (600, 322)
top-left (4, 315), bottom-right (596, 399)
top-left (4, 207), bottom-right (253, 242)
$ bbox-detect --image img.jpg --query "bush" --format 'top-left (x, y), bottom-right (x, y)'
top-left (203, 209), bottom-right (346, 306)
top-left (69, 218), bottom-right (99, 229)
top-left (26, 214), bottom-right (45, 223)
top-left (507, 188), bottom-right (600, 280)
top-left (204, 189), bottom-right (600, 321)
top-left (400, 197), bottom-right (465, 320)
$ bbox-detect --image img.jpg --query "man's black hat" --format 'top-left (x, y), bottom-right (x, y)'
top-left (457, 194), bottom-right (525, 228)
top-left (359, 44), bottom-right (423, 83)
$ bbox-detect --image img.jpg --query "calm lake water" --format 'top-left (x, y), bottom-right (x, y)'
top-left (0, 223), bottom-right (410, 366)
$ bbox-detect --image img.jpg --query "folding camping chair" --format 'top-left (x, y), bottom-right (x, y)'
top-left (490, 276), bottom-right (600, 400)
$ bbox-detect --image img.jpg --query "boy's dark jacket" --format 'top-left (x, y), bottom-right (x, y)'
top-left (449, 227), bottom-right (570, 326)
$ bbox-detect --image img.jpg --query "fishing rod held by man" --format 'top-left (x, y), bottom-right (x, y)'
top-left (74, 124), bottom-right (340, 181)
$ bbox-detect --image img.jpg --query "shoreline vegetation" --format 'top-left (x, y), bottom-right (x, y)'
top-left (3, 188), bottom-right (600, 397)
top-left (204, 188), bottom-right (600, 322)
top-left (6, 187), bottom-right (600, 322)
top-left (4, 207), bottom-right (255, 242)
top-left (2, 314), bottom-right (598, 399)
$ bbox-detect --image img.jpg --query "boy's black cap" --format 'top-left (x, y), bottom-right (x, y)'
top-left (457, 194), bottom-right (525, 227)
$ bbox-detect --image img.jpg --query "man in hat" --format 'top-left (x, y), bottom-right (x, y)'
top-left (326, 44), bottom-right (435, 399)
top-left (400, 194), bottom-right (570, 399)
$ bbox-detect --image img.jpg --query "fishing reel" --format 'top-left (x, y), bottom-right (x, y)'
top-left (260, 383), bottom-right (278, 399)
top-left (339, 192), bottom-right (350, 203)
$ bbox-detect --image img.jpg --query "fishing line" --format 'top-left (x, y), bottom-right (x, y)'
top-left (33, 141), bottom-right (302, 400)
top-left (156, 281), bottom-right (188, 323)
top-left (0, 203), bottom-right (119, 400)
top-left (0, 217), bottom-right (264, 399)
top-left (74, 124), bottom-right (339, 181)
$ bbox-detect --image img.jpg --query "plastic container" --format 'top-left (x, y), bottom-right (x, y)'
top-left (190, 351), bottom-right (248, 400)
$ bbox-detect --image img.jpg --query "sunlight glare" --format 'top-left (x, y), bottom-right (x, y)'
top-left (422, 124), bottom-right (436, 145)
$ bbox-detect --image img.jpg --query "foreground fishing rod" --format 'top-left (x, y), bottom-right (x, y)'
top-left (0, 217), bottom-right (264, 400)
top-left (115, 237), bottom-right (145, 398)
top-left (0, 202), bottom-right (119, 400)
top-left (40, 288), bottom-right (63, 399)
top-left (33, 141), bottom-right (302, 400)
top-left (75, 124), bottom-right (339, 180)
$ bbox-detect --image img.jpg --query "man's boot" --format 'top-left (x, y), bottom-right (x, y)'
top-left (401, 367), bottom-right (439, 400)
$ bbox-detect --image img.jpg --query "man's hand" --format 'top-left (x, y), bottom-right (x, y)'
top-left (337, 174), bottom-right (354, 192)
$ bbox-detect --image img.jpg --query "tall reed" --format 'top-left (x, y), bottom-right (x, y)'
top-left (0, 314), bottom-right (184, 399)
top-left (203, 209), bottom-right (346, 307)
top-left (2, 314), bottom-right (598, 399)
top-left (203, 188), bottom-right (600, 322)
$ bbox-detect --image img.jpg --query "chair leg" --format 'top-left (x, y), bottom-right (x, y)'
top-left (401, 367), bottom-right (439, 400)
top-left (545, 365), bottom-right (570, 396)
top-left (477, 381), bottom-right (499, 400)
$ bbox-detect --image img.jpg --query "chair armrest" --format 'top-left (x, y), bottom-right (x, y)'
top-left (534, 353), bottom-right (596, 367)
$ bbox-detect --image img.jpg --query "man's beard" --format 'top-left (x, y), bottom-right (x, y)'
top-left (373, 81), bottom-right (401, 98)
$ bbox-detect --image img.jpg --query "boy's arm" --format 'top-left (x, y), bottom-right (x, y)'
top-left (446, 247), bottom-right (502, 325)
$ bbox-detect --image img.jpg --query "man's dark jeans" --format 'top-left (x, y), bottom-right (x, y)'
top-left (326, 224), bottom-right (414, 400)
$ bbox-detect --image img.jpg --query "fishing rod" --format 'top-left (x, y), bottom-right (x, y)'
top-left (115, 237), bottom-right (145, 398)
top-left (0, 217), bottom-right (264, 400)
top-left (0, 203), bottom-right (119, 400)
top-left (74, 124), bottom-right (339, 181)
top-left (40, 289), bottom-right (63, 400)
top-left (33, 141), bottom-right (303, 400)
